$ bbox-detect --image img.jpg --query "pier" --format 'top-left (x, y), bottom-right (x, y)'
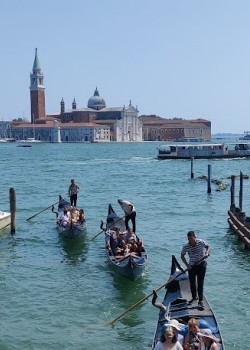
top-left (228, 172), bottom-right (250, 249)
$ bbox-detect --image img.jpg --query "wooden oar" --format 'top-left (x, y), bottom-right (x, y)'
top-left (91, 215), bottom-right (126, 240)
top-left (108, 256), bottom-right (208, 325)
top-left (26, 201), bottom-right (59, 221)
top-left (108, 268), bottom-right (187, 325)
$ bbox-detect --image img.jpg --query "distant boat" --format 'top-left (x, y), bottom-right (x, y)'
top-left (239, 131), bottom-right (250, 140)
top-left (17, 144), bottom-right (32, 147)
top-left (19, 138), bottom-right (43, 143)
top-left (157, 142), bottom-right (250, 159)
top-left (177, 137), bottom-right (204, 142)
top-left (17, 138), bottom-right (44, 147)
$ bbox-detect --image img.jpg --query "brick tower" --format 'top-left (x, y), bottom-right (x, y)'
top-left (30, 48), bottom-right (46, 123)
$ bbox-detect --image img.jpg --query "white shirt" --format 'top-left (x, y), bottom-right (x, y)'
top-left (154, 340), bottom-right (183, 350)
top-left (58, 210), bottom-right (71, 225)
top-left (120, 200), bottom-right (136, 214)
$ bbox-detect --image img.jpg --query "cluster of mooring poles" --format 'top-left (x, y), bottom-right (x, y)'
top-left (190, 158), bottom-right (227, 192)
top-left (228, 172), bottom-right (250, 249)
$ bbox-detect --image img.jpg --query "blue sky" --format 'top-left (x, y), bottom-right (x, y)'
top-left (1, 0), bottom-right (250, 133)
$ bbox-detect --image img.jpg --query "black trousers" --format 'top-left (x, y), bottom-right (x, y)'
top-left (70, 194), bottom-right (77, 207)
top-left (188, 260), bottom-right (207, 301)
top-left (125, 212), bottom-right (136, 233)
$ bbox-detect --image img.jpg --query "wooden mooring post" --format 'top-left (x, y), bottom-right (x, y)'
top-left (207, 164), bottom-right (211, 194)
top-left (230, 175), bottom-right (235, 211)
top-left (239, 171), bottom-right (243, 211)
top-left (9, 188), bottom-right (16, 234)
top-left (190, 157), bottom-right (194, 179)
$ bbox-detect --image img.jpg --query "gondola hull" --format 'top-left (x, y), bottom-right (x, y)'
top-left (152, 255), bottom-right (225, 349)
top-left (54, 195), bottom-right (87, 238)
top-left (105, 204), bottom-right (147, 280)
top-left (56, 221), bottom-right (87, 238)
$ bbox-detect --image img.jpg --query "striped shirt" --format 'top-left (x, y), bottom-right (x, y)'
top-left (181, 239), bottom-right (209, 265)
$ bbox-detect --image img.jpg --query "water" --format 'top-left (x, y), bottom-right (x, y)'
top-left (0, 141), bottom-right (250, 350)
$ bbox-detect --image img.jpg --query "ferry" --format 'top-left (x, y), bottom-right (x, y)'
top-left (239, 131), bottom-right (250, 140)
top-left (157, 142), bottom-right (250, 160)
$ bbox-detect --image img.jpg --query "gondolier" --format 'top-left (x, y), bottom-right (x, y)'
top-left (117, 199), bottom-right (136, 233)
top-left (68, 179), bottom-right (80, 207)
top-left (181, 230), bottom-right (210, 310)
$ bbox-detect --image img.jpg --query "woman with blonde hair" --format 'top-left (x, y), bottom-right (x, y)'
top-left (183, 318), bottom-right (200, 350)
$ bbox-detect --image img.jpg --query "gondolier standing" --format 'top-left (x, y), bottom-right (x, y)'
top-left (68, 179), bottom-right (80, 207)
top-left (118, 199), bottom-right (136, 233)
top-left (181, 230), bottom-right (210, 310)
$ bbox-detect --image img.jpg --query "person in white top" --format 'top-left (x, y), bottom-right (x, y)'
top-left (57, 206), bottom-right (71, 227)
top-left (154, 326), bottom-right (183, 350)
top-left (117, 199), bottom-right (136, 233)
top-left (125, 228), bottom-right (137, 243)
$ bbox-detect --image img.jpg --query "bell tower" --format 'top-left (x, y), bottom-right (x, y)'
top-left (30, 48), bottom-right (46, 123)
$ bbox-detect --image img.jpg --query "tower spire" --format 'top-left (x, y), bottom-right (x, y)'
top-left (30, 48), bottom-right (46, 123)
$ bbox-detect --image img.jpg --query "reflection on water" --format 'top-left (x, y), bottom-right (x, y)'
top-left (110, 271), bottom-right (150, 327)
top-left (226, 228), bottom-right (250, 266)
top-left (60, 235), bottom-right (89, 265)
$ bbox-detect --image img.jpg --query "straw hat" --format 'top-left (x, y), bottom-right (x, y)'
top-left (162, 319), bottom-right (184, 332)
top-left (197, 329), bottom-right (217, 341)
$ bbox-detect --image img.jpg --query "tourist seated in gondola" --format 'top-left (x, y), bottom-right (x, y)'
top-left (77, 209), bottom-right (86, 224)
top-left (154, 326), bottom-right (183, 350)
top-left (105, 227), bottom-right (125, 256)
top-left (128, 238), bottom-right (139, 253)
top-left (128, 237), bottom-right (145, 255)
top-left (71, 207), bottom-right (78, 224)
top-left (183, 318), bottom-right (200, 350)
top-left (57, 206), bottom-right (71, 227)
top-left (197, 329), bottom-right (219, 350)
top-left (113, 229), bottom-right (128, 256)
top-left (125, 228), bottom-right (137, 243)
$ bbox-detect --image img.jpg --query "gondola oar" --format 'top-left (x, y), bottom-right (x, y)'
top-left (91, 215), bottom-right (126, 240)
top-left (26, 201), bottom-right (59, 221)
top-left (108, 256), bottom-right (208, 325)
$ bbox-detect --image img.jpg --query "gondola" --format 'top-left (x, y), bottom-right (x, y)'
top-left (152, 255), bottom-right (225, 349)
top-left (52, 195), bottom-right (87, 238)
top-left (103, 204), bottom-right (148, 280)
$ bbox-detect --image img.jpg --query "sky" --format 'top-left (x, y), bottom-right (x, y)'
top-left (1, 0), bottom-right (250, 134)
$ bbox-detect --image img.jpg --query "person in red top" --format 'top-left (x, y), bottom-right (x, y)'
top-left (117, 199), bottom-right (136, 233)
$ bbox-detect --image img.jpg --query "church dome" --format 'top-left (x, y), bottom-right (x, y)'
top-left (87, 87), bottom-right (106, 110)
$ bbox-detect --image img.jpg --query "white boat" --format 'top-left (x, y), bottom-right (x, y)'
top-left (18, 138), bottom-right (45, 147)
top-left (157, 142), bottom-right (250, 160)
top-left (0, 210), bottom-right (11, 230)
top-left (19, 138), bottom-right (43, 144)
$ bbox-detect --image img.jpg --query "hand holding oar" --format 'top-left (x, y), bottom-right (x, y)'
top-left (108, 256), bottom-right (208, 325)
top-left (91, 215), bottom-right (126, 241)
top-left (26, 201), bottom-right (59, 221)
